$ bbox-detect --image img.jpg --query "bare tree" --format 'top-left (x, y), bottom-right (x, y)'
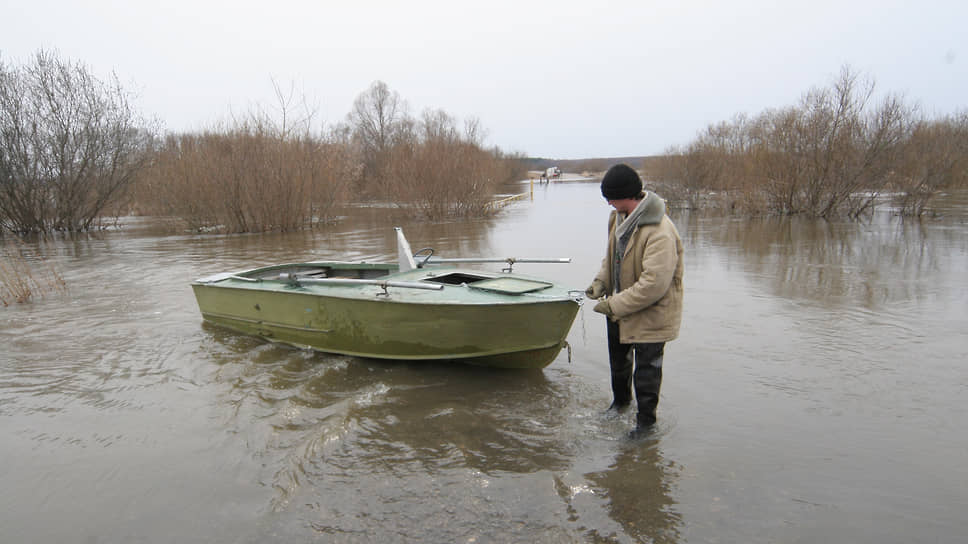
top-left (0, 49), bottom-right (153, 234)
top-left (347, 81), bottom-right (407, 197)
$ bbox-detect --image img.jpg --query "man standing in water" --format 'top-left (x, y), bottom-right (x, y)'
top-left (585, 164), bottom-right (684, 437)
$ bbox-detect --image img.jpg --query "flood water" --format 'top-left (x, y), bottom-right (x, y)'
top-left (3, 181), bottom-right (967, 543)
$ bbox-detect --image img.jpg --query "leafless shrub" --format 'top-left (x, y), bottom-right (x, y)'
top-left (654, 66), bottom-right (932, 218)
top-left (136, 80), bottom-right (527, 230)
top-left (498, 149), bottom-right (532, 184)
top-left (0, 49), bottom-right (153, 234)
top-left (386, 110), bottom-right (503, 219)
top-left (743, 68), bottom-right (914, 218)
top-left (0, 240), bottom-right (66, 305)
top-left (892, 112), bottom-right (968, 217)
top-left (135, 83), bottom-right (356, 233)
top-left (647, 117), bottom-right (754, 211)
top-left (347, 82), bottom-right (519, 220)
top-left (787, 69), bottom-right (910, 218)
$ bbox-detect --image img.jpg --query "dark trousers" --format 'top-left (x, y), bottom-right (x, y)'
top-left (607, 319), bottom-right (664, 426)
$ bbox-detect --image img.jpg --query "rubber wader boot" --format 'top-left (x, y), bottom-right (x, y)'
top-left (633, 348), bottom-right (663, 427)
top-left (606, 320), bottom-right (633, 411)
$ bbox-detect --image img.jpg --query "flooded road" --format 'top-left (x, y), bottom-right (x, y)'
top-left (2, 182), bottom-right (967, 542)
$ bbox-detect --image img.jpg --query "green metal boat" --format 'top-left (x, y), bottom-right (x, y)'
top-left (191, 228), bottom-right (581, 369)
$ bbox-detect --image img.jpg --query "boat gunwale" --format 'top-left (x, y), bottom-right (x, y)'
top-left (191, 279), bottom-right (580, 306)
top-left (192, 262), bottom-right (580, 304)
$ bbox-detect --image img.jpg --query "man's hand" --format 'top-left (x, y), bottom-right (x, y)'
top-left (585, 280), bottom-right (606, 300)
top-left (593, 299), bottom-right (613, 317)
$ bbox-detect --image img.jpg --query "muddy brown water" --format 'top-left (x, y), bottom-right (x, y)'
top-left (2, 183), bottom-right (967, 543)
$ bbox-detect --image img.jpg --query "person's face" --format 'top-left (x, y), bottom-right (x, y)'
top-left (606, 198), bottom-right (638, 214)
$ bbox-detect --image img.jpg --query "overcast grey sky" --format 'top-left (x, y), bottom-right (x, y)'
top-left (3, 0), bottom-right (965, 159)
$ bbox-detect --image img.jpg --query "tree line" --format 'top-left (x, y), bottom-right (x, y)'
top-left (1, 50), bottom-right (527, 235)
top-left (644, 66), bottom-right (968, 218)
top-left (4, 52), bottom-right (966, 237)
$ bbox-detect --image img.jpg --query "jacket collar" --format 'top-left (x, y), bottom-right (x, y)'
top-left (614, 191), bottom-right (665, 242)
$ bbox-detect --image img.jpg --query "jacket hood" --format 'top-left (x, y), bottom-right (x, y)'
top-left (634, 191), bottom-right (666, 225)
top-left (613, 191), bottom-right (667, 262)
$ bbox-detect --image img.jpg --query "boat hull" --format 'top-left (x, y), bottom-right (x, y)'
top-left (191, 267), bottom-right (579, 369)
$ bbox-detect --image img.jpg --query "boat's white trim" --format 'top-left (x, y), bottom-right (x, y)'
top-left (195, 271), bottom-right (249, 283)
top-left (395, 227), bottom-right (417, 272)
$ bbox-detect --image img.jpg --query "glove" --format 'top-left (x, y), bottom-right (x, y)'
top-left (592, 299), bottom-right (613, 317)
top-left (585, 280), bottom-right (606, 300)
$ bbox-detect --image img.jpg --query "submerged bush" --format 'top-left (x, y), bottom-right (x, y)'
top-left (135, 80), bottom-right (520, 231)
top-left (0, 49), bottom-right (153, 234)
top-left (347, 81), bottom-right (524, 220)
top-left (135, 84), bottom-right (358, 233)
top-left (385, 110), bottom-right (505, 219)
top-left (646, 67), bottom-right (966, 218)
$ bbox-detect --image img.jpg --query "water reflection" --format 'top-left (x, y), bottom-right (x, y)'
top-left (681, 211), bottom-right (968, 312)
top-left (198, 330), bottom-right (593, 541)
top-left (348, 365), bottom-right (571, 474)
top-left (205, 334), bottom-right (575, 494)
top-left (583, 442), bottom-right (683, 543)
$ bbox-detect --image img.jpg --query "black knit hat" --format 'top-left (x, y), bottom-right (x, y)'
top-left (600, 164), bottom-right (643, 200)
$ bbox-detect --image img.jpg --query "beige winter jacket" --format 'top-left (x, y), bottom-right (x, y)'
top-left (593, 192), bottom-right (684, 343)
